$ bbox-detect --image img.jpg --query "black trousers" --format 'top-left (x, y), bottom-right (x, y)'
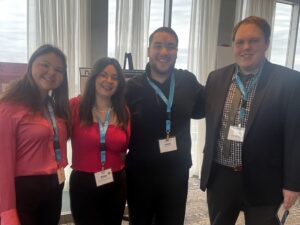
top-left (207, 163), bottom-right (281, 225)
top-left (126, 166), bottom-right (189, 225)
top-left (15, 174), bottom-right (64, 225)
top-left (69, 169), bottom-right (126, 225)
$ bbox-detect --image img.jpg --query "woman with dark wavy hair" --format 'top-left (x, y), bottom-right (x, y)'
top-left (70, 57), bottom-right (130, 225)
top-left (0, 44), bottom-right (71, 225)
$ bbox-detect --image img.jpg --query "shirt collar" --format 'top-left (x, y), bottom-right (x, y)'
top-left (145, 62), bottom-right (173, 85)
top-left (233, 59), bottom-right (265, 81)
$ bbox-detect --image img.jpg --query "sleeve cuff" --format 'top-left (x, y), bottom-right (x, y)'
top-left (1, 209), bottom-right (20, 225)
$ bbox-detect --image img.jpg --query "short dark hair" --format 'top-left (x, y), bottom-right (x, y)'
top-left (79, 57), bottom-right (129, 129)
top-left (149, 27), bottom-right (179, 46)
top-left (232, 16), bottom-right (271, 43)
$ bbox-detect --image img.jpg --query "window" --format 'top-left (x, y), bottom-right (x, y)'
top-left (270, 3), bottom-right (293, 66)
top-left (271, 1), bottom-right (300, 71)
top-left (107, 0), bottom-right (193, 70)
top-left (171, 0), bottom-right (192, 69)
top-left (108, 0), bottom-right (164, 58)
top-left (293, 7), bottom-right (300, 70)
top-left (149, 0), bottom-right (164, 35)
top-left (0, 0), bottom-right (27, 63)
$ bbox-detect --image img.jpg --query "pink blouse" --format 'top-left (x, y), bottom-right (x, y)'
top-left (0, 102), bottom-right (68, 225)
top-left (70, 96), bottom-right (130, 173)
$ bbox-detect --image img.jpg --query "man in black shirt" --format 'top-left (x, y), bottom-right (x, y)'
top-left (126, 27), bottom-right (204, 225)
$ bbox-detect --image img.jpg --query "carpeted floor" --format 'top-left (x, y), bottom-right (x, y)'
top-left (62, 177), bottom-right (300, 225)
top-left (184, 177), bottom-right (300, 225)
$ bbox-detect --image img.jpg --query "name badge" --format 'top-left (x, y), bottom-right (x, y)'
top-left (57, 168), bottom-right (65, 184)
top-left (227, 125), bottom-right (245, 142)
top-left (159, 137), bottom-right (177, 153)
top-left (95, 168), bottom-right (114, 187)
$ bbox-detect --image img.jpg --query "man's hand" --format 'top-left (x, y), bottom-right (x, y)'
top-left (283, 189), bottom-right (300, 210)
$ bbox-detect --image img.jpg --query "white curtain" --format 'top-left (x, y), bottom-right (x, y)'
top-left (27, 0), bottom-right (91, 97)
top-left (187, 0), bottom-right (221, 177)
top-left (235, 0), bottom-right (247, 24)
top-left (188, 0), bottom-right (220, 84)
top-left (115, 0), bottom-right (151, 70)
top-left (245, 0), bottom-right (276, 25)
top-left (235, 0), bottom-right (276, 23)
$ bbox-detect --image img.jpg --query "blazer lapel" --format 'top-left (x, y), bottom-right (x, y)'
top-left (212, 65), bottom-right (236, 130)
top-left (245, 61), bottom-right (274, 137)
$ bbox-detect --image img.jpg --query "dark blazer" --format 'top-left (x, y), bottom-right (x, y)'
top-left (200, 60), bottom-right (300, 205)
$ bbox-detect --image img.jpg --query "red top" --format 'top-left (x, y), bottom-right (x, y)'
top-left (0, 102), bottom-right (68, 225)
top-left (70, 96), bottom-right (130, 173)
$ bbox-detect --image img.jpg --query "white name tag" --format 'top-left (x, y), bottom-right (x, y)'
top-left (95, 168), bottom-right (114, 187)
top-left (159, 137), bottom-right (177, 153)
top-left (227, 125), bottom-right (245, 142)
top-left (57, 168), bottom-right (65, 184)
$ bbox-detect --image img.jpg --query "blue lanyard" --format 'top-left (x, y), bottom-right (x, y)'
top-left (96, 108), bottom-right (111, 169)
top-left (234, 72), bottom-right (260, 121)
top-left (147, 73), bottom-right (175, 138)
top-left (46, 101), bottom-right (61, 161)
